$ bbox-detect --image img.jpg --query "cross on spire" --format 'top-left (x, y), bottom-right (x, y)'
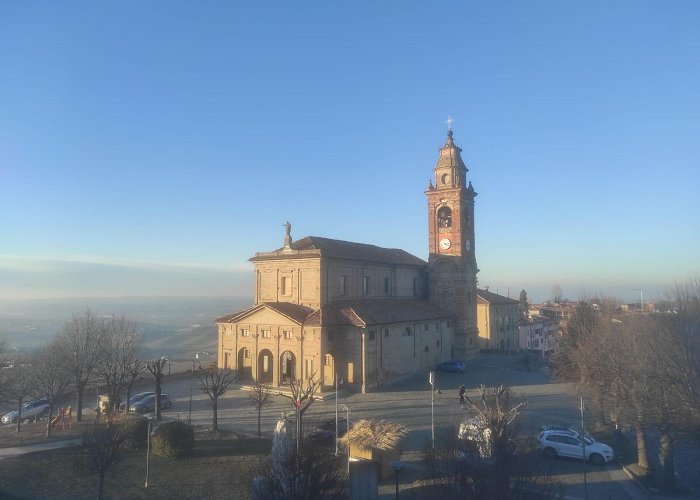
top-left (446, 116), bottom-right (454, 131)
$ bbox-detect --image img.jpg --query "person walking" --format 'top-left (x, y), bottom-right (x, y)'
top-left (459, 385), bottom-right (466, 404)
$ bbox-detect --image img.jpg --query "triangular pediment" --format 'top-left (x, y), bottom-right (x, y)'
top-left (217, 302), bottom-right (315, 326)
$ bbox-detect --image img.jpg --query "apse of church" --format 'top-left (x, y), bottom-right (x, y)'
top-left (216, 129), bottom-right (479, 392)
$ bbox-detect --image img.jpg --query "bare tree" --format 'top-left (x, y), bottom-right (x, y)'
top-left (198, 367), bottom-right (236, 432)
top-left (5, 359), bottom-right (34, 432)
top-left (550, 284), bottom-right (563, 304)
top-left (97, 316), bottom-right (139, 419)
top-left (31, 343), bottom-right (72, 438)
top-left (146, 358), bottom-right (167, 421)
top-left (252, 443), bottom-right (347, 499)
top-left (277, 374), bottom-right (323, 451)
top-left (54, 310), bottom-right (106, 421)
top-left (80, 423), bottom-right (128, 500)
top-left (463, 385), bottom-right (526, 499)
top-left (248, 381), bottom-right (273, 438)
top-left (124, 358), bottom-right (146, 414)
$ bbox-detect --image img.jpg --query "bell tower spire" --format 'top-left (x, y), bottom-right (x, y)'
top-left (425, 126), bottom-right (479, 358)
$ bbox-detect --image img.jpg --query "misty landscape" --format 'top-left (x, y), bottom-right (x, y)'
top-left (0, 296), bottom-right (249, 360)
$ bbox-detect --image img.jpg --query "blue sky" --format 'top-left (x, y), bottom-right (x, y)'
top-left (1, 1), bottom-right (698, 302)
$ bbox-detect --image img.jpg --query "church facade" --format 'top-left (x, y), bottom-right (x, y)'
top-left (216, 129), bottom-right (479, 392)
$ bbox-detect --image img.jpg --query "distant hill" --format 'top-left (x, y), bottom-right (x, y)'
top-left (0, 296), bottom-right (250, 359)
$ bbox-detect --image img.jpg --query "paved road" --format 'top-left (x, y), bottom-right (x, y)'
top-left (148, 353), bottom-right (651, 499)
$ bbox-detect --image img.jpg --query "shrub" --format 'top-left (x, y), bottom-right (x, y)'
top-left (121, 415), bottom-right (149, 449)
top-left (152, 421), bottom-right (194, 458)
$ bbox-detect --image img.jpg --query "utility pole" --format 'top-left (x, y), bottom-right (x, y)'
top-left (429, 371), bottom-right (435, 449)
top-left (581, 396), bottom-right (588, 499)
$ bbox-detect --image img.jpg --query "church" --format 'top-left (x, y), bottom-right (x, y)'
top-left (216, 129), bottom-right (480, 392)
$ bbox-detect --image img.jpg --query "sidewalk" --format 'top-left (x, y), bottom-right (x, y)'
top-left (0, 438), bottom-right (82, 460)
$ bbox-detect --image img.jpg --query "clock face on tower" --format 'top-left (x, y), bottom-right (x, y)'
top-left (439, 238), bottom-right (451, 250)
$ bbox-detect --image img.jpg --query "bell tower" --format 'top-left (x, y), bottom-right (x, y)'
top-left (426, 128), bottom-right (479, 358)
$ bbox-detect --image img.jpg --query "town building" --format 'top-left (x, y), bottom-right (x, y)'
top-left (475, 288), bottom-right (519, 351)
top-left (518, 316), bottom-right (559, 356)
top-left (216, 129), bottom-right (480, 392)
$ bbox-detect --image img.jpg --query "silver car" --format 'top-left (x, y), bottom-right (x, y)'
top-left (1, 399), bottom-right (50, 424)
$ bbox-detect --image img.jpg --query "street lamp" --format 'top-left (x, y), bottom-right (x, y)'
top-left (429, 371), bottom-right (435, 449)
top-left (144, 416), bottom-right (154, 488)
top-left (335, 372), bottom-right (344, 456)
top-left (389, 460), bottom-right (404, 499)
top-left (340, 404), bottom-right (350, 474)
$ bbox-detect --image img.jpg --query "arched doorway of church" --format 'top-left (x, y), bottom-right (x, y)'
top-left (238, 347), bottom-right (252, 379)
top-left (257, 349), bottom-right (273, 384)
top-left (280, 350), bottom-right (296, 385)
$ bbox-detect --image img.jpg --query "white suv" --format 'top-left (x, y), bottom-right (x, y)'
top-left (539, 428), bottom-right (614, 465)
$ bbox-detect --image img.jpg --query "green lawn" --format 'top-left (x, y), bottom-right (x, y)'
top-left (0, 436), bottom-right (272, 499)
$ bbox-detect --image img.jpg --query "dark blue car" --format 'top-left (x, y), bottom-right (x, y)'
top-left (436, 360), bottom-right (466, 373)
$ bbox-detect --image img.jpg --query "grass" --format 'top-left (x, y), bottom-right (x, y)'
top-left (0, 429), bottom-right (272, 500)
top-left (0, 417), bottom-right (98, 448)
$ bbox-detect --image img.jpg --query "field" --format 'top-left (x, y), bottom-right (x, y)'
top-left (0, 428), bottom-right (271, 500)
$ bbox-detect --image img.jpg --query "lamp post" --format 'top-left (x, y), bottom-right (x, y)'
top-left (340, 404), bottom-right (350, 474)
top-left (335, 372), bottom-right (339, 456)
top-left (144, 417), bottom-right (153, 488)
top-left (389, 460), bottom-right (404, 499)
top-left (429, 371), bottom-right (435, 449)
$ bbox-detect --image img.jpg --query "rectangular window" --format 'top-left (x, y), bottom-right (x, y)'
top-left (284, 330), bottom-right (293, 340)
top-left (424, 324), bottom-right (428, 331)
top-left (368, 331), bottom-right (376, 341)
top-left (244, 348), bottom-right (251, 358)
top-left (280, 276), bottom-right (289, 295)
top-left (384, 329), bottom-right (389, 338)
top-left (241, 328), bottom-right (249, 337)
top-left (384, 277), bottom-right (390, 295)
top-left (262, 329), bottom-right (270, 338)
top-left (340, 275), bottom-right (347, 296)
top-left (413, 278), bottom-right (419, 296)
top-left (363, 276), bottom-right (370, 295)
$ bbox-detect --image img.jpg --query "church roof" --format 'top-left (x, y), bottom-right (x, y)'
top-left (216, 302), bottom-right (314, 324)
top-left (477, 288), bottom-right (519, 305)
top-left (309, 299), bottom-right (452, 327)
top-left (253, 236), bottom-right (427, 267)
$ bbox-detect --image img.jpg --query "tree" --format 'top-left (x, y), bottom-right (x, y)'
top-left (146, 358), bottom-right (167, 421)
top-left (198, 367), bottom-right (236, 432)
top-left (253, 436), bottom-right (347, 499)
top-left (550, 284), bottom-right (563, 304)
top-left (277, 374), bottom-right (323, 452)
top-left (463, 385), bottom-right (526, 499)
top-left (5, 359), bottom-right (34, 432)
top-left (518, 290), bottom-right (529, 320)
top-left (54, 310), bottom-right (106, 422)
top-left (80, 423), bottom-right (128, 500)
top-left (248, 381), bottom-right (273, 438)
top-left (124, 358), bottom-right (146, 415)
top-left (97, 316), bottom-right (139, 419)
top-left (31, 343), bottom-right (72, 438)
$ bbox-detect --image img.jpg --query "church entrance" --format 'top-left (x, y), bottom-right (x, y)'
top-left (257, 349), bottom-right (273, 384)
top-left (280, 350), bottom-right (296, 385)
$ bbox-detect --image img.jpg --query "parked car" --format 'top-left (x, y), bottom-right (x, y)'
top-left (539, 428), bottom-right (614, 465)
top-left (130, 394), bottom-right (172, 413)
top-left (436, 360), bottom-right (466, 373)
top-left (308, 418), bottom-right (353, 445)
top-left (1, 399), bottom-right (50, 424)
top-left (121, 392), bottom-right (155, 411)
